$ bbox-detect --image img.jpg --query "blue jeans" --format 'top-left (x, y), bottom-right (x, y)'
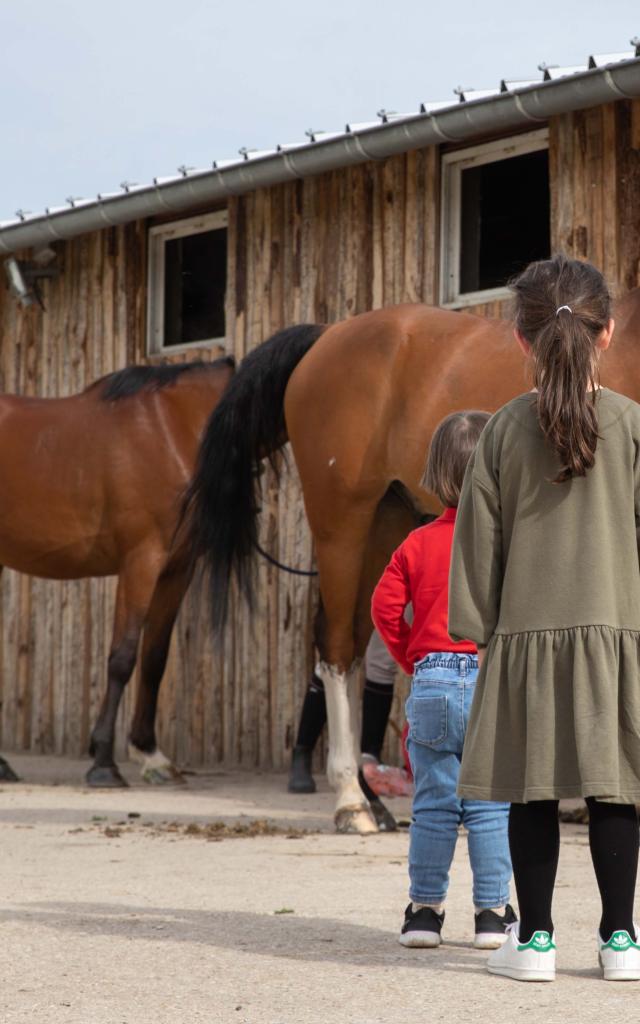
top-left (405, 652), bottom-right (511, 908)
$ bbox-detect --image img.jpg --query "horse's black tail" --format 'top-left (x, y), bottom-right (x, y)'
top-left (183, 323), bottom-right (326, 632)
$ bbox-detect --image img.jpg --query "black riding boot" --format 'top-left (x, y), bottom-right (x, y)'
top-left (360, 678), bottom-right (395, 761)
top-left (288, 674), bottom-right (327, 793)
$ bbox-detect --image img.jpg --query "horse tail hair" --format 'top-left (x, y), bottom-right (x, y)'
top-left (183, 323), bottom-right (326, 633)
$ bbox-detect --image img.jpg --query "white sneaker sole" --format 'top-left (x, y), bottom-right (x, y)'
top-left (399, 930), bottom-right (441, 948)
top-left (487, 964), bottom-right (555, 982)
top-left (474, 931), bottom-right (508, 950)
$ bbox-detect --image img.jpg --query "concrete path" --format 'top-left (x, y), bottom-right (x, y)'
top-left (0, 754), bottom-right (637, 1023)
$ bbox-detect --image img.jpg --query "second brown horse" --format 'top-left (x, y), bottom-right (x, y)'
top-left (0, 357), bottom-right (233, 786)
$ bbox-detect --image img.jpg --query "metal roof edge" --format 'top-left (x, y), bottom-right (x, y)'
top-left (1, 57), bottom-right (640, 255)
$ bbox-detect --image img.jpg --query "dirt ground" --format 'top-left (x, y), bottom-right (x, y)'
top-left (1, 753), bottom-right (638, 1024)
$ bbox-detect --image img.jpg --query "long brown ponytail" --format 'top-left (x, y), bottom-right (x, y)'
top-left (510, 254), bottom-right (612, 483)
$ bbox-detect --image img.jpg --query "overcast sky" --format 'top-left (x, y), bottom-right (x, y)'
top-left (0, 0), bottom-right (637, 220)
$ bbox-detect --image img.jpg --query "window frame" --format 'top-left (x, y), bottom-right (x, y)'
top-left (439, 128), bottom-right (550, 308)
top-left (147, 209), bottom-right (228, 355)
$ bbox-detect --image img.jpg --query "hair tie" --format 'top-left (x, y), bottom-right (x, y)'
top-left (556, 305), bottom-right (573, 316)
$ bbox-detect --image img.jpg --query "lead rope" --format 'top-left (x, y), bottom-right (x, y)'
top-left (252, 539), bottom-right (319, 577)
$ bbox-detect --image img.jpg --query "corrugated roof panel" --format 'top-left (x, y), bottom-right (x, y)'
top-left (456, 88), bottom-right (502, 102)
top-left (306, 130), bottom-right (346, 143)
top-left (500, 78), bottom-right (541, 92)
top-left (211, 159), bottom-right (241, 170)
top-left (419, 100), bottom-right (459, 114)
top-left (589, 51), bottom-right (636, 68)
top-left (178, 166), bottom-right (210, 175)
top-left (239, 148), bottom-right (278, 161)
top-left (542, 64), bottom-right (589, 80)
top-left (345, 121), bottom-right (381, 132)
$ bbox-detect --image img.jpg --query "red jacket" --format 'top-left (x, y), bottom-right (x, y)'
top-left (371, 507), bottom-right (476, 674)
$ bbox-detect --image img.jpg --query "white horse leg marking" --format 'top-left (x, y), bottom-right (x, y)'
top-left (318, 660), bottom-right (378, 834)
top-left (128, 744), bottom-right (185, 785)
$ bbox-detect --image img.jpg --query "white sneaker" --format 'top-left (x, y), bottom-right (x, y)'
top-left (487, 923), bottom-right (556, 982)
top-left (598, 926), bottom-right (640, 981)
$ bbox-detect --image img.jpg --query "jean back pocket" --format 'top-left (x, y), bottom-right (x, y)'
top-left (408, 694), bottom-right (447, 747)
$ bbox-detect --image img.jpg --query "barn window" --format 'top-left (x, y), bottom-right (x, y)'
top-left (147, 210), bottom-right (227, 353)
top-left (440, 129), bottom-right (550, 307)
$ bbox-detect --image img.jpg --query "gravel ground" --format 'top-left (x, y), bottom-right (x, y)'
top-left (1, 753), bottom-right (638, 1024)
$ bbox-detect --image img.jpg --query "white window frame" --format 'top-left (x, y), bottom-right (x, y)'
top-left (147, 209), bottom-right (228, 354)
top-left (439, 128), bottom-right (549, 308)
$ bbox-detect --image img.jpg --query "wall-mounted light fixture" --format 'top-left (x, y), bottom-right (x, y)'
top-left (4, 247), bottom-right (59, 309)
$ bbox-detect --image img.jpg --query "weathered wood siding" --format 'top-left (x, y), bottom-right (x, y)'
top-left (0, 100), bottom-right (638, 773)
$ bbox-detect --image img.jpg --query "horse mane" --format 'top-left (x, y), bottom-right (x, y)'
top-left (91, 356), bottom-right (235, 401)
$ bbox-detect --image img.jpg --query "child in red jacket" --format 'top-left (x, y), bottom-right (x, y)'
top-left (372, 411), bottom-right (514, 949)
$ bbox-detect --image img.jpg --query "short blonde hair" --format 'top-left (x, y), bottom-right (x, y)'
top-left (422, 410), bottom-right (491, 507)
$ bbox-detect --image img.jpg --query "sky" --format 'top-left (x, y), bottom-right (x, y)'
top-left (0, 0), bottom-right (638, 220)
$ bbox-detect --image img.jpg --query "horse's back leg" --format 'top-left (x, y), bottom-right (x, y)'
top-left (86, 554), bottom-right (160, 788)
top-left (128, 556), bottom-right (192, 785)
top-left (311, 495), bottom-right (386, 834)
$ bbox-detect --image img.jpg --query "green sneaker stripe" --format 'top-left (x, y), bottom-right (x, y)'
top-left (601, 930), bottom-right (640, 952)
top-left (517, 931), bottom-right (556, 953)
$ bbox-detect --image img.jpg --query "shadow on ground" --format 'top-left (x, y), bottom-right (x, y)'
top-left (0, 901), bottom-right (491, 972)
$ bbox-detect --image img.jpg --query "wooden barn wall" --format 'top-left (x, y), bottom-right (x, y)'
top-left (0, 99), bottom-right (638, 775)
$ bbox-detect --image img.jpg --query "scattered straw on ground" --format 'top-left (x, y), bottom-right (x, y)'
top-left (67, 816), bottom-right (311, 842)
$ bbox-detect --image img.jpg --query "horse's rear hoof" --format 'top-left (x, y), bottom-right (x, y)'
top-left (128, 745), bottom-right (185, 786)
top-left (369, 798), bottom-right (398, 832)
top-left (141, 764), bottom-right (186, 786)
top-left (86, 765), bottom-right (129, 788)
top-left (0, 756), bottom-right (20, 782)
top-left (334, 805), bottom-right (379, 834)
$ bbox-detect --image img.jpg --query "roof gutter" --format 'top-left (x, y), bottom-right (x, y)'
top-left (2, 58), bottom-right (640, 255)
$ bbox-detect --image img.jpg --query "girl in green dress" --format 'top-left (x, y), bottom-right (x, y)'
top-left (449, 254), bottom-right (640, 982)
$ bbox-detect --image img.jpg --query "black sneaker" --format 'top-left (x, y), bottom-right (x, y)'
top-left (474, 903), bottom-right (518, 949)
top-left (399, 903), bottom-right (444, 948)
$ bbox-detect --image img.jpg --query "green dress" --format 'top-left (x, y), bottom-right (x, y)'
top-left (449, 388), bottom-right (640, 803)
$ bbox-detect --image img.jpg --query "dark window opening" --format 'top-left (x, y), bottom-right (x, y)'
top-left (459, 149), bottom-right (550, 294)
top-left (163, 227), bottom-right (226, 346)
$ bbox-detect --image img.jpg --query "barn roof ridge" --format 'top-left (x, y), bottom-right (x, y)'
top-left (1, 44), bottom-right (640, 255)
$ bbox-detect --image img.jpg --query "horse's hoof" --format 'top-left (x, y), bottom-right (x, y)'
top-left (85, 764), bottom-right (129, 788)
top-left (334, 805), bottom-right (379, 834)
top-left (141, 764), bottom-right (186, 786)
top-left (0, 756), bottom-right (20, 782)
top-left (128, 745), bottom-right (185, 786)
top-left (369, 798), bottom-right (398, 832)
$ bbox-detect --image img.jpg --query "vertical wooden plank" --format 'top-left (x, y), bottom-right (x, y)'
top-left (586, 107), bottom-right (604, 270)
top-left (601, 103), bottom-right (619, 289)
top-left (423, 147), bottom-right (440, 305)
top-left (617, 100), bottom-right (640, 292)
top-left (549, 112), bottom-right (574, 255)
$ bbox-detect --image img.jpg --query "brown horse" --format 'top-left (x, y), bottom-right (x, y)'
top-left (186, 288), bottom-right (640, 832)
top-left (0, 357), bottom-right (234, 787)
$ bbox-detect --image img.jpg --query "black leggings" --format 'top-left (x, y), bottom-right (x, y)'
top-left (509, 798), bottom-right (639, 943)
